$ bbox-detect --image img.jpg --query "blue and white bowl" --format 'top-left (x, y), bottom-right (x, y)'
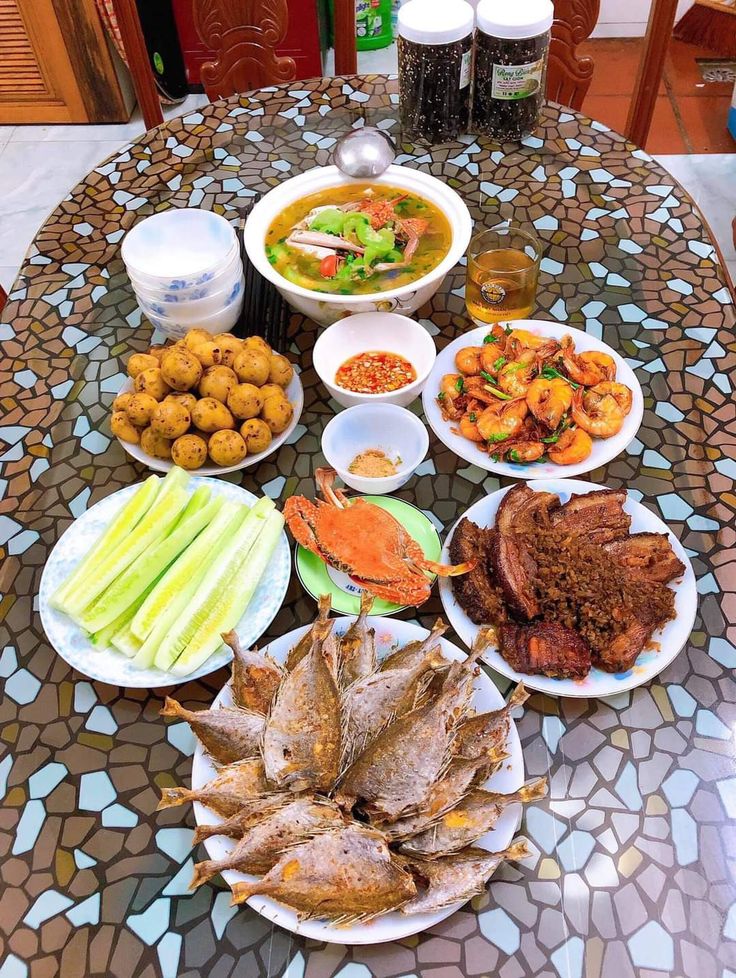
top-left (122, 208), bottom-right (238, 292)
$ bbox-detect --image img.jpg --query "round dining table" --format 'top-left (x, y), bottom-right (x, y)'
top-left (1, 75), bottom-right (734, 978)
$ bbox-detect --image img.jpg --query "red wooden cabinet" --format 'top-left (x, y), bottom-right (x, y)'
top-left (171, 0), bottom-right (326, 86)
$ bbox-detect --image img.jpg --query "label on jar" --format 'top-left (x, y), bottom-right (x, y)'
top-left (460, 49), bottom-right (472, 90)
top-left (491, 58), bottom-right (545, 100)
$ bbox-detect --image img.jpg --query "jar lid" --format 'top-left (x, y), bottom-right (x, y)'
top-left (398, 0), bottom-right (475, 45)
top-left (476, 0), bottom-right (553, 39)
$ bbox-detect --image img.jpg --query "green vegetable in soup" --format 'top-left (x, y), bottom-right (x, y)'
top-left (265, 183), bottom-right (451, 296)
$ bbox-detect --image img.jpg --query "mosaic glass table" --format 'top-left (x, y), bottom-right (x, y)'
top-left (1, 76), bottom-right (735, 978)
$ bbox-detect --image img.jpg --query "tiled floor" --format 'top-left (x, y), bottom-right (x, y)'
top-left (580, 38), bottom-right (736, 153)
top-left (1, 43), bottom-right (734, 293)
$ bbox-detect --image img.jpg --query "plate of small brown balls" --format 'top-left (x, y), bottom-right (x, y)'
top-left (111, 328), bottom-right (303, 475)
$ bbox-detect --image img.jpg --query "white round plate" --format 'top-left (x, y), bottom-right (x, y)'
top-left (39, 477), bottom-right (291, 687)
top-left (192, 617), bottom-right (525, 945)
top-left (116, 369), bottom-right (304, 475)
top-left (439, 478), bottom-right (697, 698)
top-left (421, 320), bottom-right (644, 480)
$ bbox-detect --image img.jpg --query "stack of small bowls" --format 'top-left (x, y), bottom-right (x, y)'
top-left (121, 209), bottom-right (245, 338)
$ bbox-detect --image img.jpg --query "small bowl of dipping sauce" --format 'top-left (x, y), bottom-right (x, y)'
top-left (312, 312), bottom-right (436, 408)
top-left (321, 403), bottom-right (430, 495)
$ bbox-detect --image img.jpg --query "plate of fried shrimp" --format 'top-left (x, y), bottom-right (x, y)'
top-left (422, 319), bottom-right (643, 479)
top-left (158, 603), bottom-right (546, 943)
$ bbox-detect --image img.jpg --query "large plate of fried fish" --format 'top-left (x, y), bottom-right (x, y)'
top-left (158, 598), bottom-right (547, 943)
top-left (439, 480), bottom-right (697, 698)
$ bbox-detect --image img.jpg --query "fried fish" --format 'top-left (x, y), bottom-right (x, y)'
top-left (230, 824), bottom-right (416, 922)
top-left (398, 777), bottom-right (547, 858)
top-left (452, 682), bottom-right (528, 761)
top-left (262, 619), bottom-right (341, 792)
top-left (190, 797), bottom-right (345, 886)
top-left (157, 758), bottom-right (269, 817)
top-left (400, 839), bottom-right (530, 914)
top-left (160, 697), bottom-right (265, 765)
top-left (338, 592), bottom-right (376, 687)
top-left (379, 618), bottom-right (447, 672)
top-left (336, 641), bottom-right (486, 822)
top-left (285, 593), bottom-right (332, 671)
top-left (342, 644), bottom-right (446, 764)
top-left (224, 631), bottom-right (284, 715)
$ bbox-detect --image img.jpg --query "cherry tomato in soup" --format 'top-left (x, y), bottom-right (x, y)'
top-left (319, 254), bottom-right (339, 278)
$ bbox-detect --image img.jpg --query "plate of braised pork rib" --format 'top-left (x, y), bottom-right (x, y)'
top-left (158, 603), bottom-right (548, 943)
top-left (439, 481), bottom-right (697, 698)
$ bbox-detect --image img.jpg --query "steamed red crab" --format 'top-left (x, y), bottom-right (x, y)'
top-left (284, 468), bottom-right (473, 606)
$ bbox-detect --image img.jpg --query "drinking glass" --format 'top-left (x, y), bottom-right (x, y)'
top-left (465, 224), bottom-right (542, 325)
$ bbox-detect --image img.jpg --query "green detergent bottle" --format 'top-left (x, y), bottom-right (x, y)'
top-left (356, 0), bottom-right (393, 49)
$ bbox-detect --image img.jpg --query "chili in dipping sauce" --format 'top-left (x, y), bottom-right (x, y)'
top-left (335, 351), bottom-right (417, 394)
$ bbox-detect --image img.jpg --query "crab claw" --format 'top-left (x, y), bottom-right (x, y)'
top-left (316, 467), bottom-right (350, 508)
top-left (351, 577), bottom-right (432, 608)
top-left (418, 558), bottom-right (477, 578)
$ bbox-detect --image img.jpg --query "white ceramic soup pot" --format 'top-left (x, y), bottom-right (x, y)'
top-left (243, 164), bottom-right (472, 325)
top-left (312, 312), bottom-right (436, 408)
top-left (321, 403), bottom-right (430, 495)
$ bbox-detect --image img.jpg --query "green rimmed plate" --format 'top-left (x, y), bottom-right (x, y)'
top-left (294, 495), bottom-right (442, 615)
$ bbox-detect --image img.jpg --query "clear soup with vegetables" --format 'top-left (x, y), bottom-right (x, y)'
top-left (265, 184), bottom-right (451, 295)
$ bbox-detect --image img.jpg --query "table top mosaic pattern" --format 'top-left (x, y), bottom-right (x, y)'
top-left (1, 76), bottom-right (735, 978)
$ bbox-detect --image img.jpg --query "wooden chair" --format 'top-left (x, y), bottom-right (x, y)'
top-left (0, 285), bottom-right (6, 315)
top-left (547, 0), bottom-right (600, 110)
top-left (110, 0), bottom-right (357, 131)
top-left (547, 0), bottom-right (679, 146)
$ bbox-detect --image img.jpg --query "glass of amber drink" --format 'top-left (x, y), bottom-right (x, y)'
top-left (465, 224), bottom-right (542, 325)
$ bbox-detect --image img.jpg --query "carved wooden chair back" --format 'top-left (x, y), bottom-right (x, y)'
top-left (110, 0), bottom-right (357, 130)
top-left (546, 0), bottom-right (600, 110)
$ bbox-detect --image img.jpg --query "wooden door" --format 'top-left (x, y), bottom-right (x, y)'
top-left (0, 0), bottom-right (130, 123)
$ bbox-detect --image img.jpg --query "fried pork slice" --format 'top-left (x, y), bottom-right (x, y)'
top-left (190, 797), bottom-right (345, 886)
top-left (400, 839), bottom-right (530, 914)
top-left (489, 532), bottom-right (539, 620)
top-left (602, 532), bottom-right (685, 584)
top-left (157, 758), bottom-right (268, 818)
top-left (449, 520), bottom-right (506, 625)
top-left (224, 631), bottom-right (284, 715)
top-left (499, 622), bottom-right (591, 680)
top-left (230, 825), bottom-right (417, 921)
top-left (595, 615), bottom-right (654, 673)
top-left (496, 484), bottom-right (558, 535)
top-left (160, 697), bottom-right (265, 765)
top-left (398, 777), bottom-right (547, 858)
top-left (549, 488), bottom-right (631, 545)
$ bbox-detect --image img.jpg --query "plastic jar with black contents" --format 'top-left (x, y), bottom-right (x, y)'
top-left (398, 0), bottom-right (475, 144)
top-left (472, 0), bottom-right (554, 141)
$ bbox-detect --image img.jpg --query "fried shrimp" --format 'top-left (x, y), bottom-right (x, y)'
top-left (560, 336), bottom-right (616, 385)
top-left (476, 399), bottom-right (528, 443)
top-left (547, 427), bottom-right (593, 464)
top-left (496, 351), bottom-right (536, 397)
top-left (588, 381), bottom-right (633, 415)
top-left (526, 377), bottom-right (573, 429)
top-left (458, 415), bottom-right (484, 442)
top-left (571, 387), bottom-right (625, 438)
top-left (455, 347), bottom-right (482, 375)
top-left (508, 441), bottom-right (545, 463)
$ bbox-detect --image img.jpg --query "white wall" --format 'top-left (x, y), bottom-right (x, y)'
top-left (591, 0), bottom-right (695, 38)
